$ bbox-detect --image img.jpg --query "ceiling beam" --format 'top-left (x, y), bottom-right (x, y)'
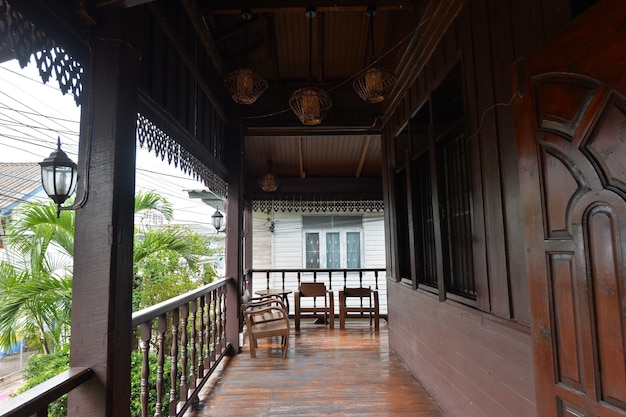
top-left (200, 1), bottom-right (413, 15)
top-left (298, 137), bottom-right (306, 178)
top-left (246, 176), bottom-right (383, 198)
top-left (355, 135), bottom-right (372, 178)
top-left (181, 0), bottom-right (224, 74)
top-left (92, 0), bottom-right (158, 9)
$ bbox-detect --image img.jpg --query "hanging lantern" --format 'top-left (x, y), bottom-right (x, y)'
top-left (224, 10), bottom-right (268, 105)
top-left (258, 160), bottom-right (280, 192)
top-left (353, 6), bottom-right (397, 103)
top-left (289, 8), bottom-right (332, 125)
top-left (224, 68), bottom-right (268, 105)
top-left (289, 85), bottom-right (332, 126)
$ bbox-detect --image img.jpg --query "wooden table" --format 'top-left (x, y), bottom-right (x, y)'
top-left (254, 288), bottom-right (292, 311)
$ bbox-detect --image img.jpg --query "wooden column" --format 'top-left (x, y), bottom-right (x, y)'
top-left (224, 127), bottom-right (243, 352)
top-left (68, 29), bottom-right (140, 416)
top-left (243, 201), bottom-right (253, 293)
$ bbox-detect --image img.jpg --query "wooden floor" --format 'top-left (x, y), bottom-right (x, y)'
top-left (189, 318), bottom-right (447, 417)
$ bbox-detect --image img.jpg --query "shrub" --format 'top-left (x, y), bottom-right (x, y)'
top-left (20, 345), bottom-right (172, 417)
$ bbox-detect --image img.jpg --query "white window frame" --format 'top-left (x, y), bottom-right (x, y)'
top-left (303, 227), bottom-right (363, 269)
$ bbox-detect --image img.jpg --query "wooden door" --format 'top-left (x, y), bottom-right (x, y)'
top-left (516, 1), bottom-right (626, 416)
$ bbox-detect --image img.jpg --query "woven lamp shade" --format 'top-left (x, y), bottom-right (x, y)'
top-left (289, 86), bottom-right (332, 125)
top-left (259, 171), bottom-right (279, 192)
top-left (353, 66), bottom-right (397, 104)
top-left (224, 68), bottom-right (268, 105)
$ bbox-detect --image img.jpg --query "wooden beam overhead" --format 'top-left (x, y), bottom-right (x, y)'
top-left (298, 137), bottom-right (306, 178)
top-left (181, 0), bottom-right (224, 74)
top-left (93, 0), bottom-right (158, 9)
top-left (200, 1), bottom-right (413, 15)
top-left (355, 135), bottom-right (371, 178)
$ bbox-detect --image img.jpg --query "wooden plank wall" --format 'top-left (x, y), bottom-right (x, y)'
top-left (388, 284), bottom-right (535, 417)
top-left (384, 0), bottom-right (574, 416)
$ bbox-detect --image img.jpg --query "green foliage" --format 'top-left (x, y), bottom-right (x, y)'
top-left (0, 200), bottom-right (74, 353)
top-left (130, 348), bottom-right (172, 417)
top-left (3, 190), bottom-right (219, 415)
top-left (133, 225), bottom-right (217, 311)
top-left (0, 190), bottom-right (218, 353)
top-left (19, 344), bottom-right (174, 417)
top-left (18, 344), bottom-right (70, 416)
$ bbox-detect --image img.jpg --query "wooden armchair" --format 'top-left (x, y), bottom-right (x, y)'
top-left (242, 297), bottom-right (290, 358)
top-left (293, 282), bottom-right (334, 331)
top-left (339, 287), bottom-right (380, 331)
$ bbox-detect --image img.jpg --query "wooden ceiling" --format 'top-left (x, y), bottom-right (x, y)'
top-left (88, 1), bottom-right (423, 198)
top-left (198, 1), bottom-right (419, 192)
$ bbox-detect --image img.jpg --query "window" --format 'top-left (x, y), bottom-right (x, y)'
top-left (303, 216), bottom-right (362, 269)
top-left (412, 153), bottom-right (437, 288)
top-left (305, 232), bottom-right (320, 268)
top-left (326, 232), bottom-right (340, 268)
top-left (394, 63), bottom-right (476, 302)
top-left (438, 131), bottom-right (475, 299)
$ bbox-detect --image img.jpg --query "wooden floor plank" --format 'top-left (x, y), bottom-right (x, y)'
top-left (189, 319), bottom-right (447, 417)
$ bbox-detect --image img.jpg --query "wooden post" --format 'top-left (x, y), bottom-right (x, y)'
top-left (224, 127), bottom-right (243, 352)
top-left (68, 28), bottom-right (140, 416)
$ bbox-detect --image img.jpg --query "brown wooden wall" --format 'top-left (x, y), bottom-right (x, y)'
top-left (382, 0), bottom-right (580, 416)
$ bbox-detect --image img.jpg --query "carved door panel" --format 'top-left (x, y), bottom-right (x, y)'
top-left (516, 1), bottom-right (626, 416)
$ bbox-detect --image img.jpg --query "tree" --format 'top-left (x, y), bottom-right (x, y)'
top-left (0, 190), bottom-right (217, 353)
top-left (0, 202), bottom-right (74, 353)
top-left (133, 224), bottom-right (217, 310)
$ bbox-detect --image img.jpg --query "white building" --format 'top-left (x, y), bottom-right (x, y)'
top-left (250, 202), bottom-right (387, 314)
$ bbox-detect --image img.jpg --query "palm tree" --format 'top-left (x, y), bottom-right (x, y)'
top-left (0, 190), bottom-right (213, 353)
top-left (0, 201), bottom-right (74, 353)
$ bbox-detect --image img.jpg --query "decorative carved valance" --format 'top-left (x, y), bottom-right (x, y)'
top-left (252, 198), bottom-right (384, 213)
top-left (137, 114), bottom-right (228, 199)
top-left (0, 0), bottom-right (84, 105)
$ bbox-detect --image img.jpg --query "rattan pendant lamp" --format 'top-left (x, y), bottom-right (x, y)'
top-left (289, 7), bottom-right (332, 125)
top-left (353, 6), bottom-right (397, 103)
top-left (224, 10), bottom-right (268, 105)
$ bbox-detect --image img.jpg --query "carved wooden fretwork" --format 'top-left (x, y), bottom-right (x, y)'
top-left (136, 114), bottom-right (228, 199)
top-left (0, 0), bottom-right (84, 105)
top-left (252, 199), bottom-right (384, 213)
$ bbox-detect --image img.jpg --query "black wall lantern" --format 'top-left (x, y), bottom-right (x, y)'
top-left (211, 209), bottom-right (225, 232)
top-left (39, 137), bottom-right (78, 217)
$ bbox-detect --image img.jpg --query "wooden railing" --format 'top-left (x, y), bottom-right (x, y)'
top-left (245, 268), bottom-right (387, 315)
top-left (0, 277), bottom-right (235, 417)
top-left (132, 277), bottom-right (234, 417)
top-left (0, 367), bottom-right (94, 417)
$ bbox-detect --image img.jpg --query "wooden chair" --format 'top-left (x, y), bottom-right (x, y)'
top-left (293, 282), bottom-right (334, 331)
top-left (339, 287), bottom-right (380, 331)
top-left (242, 297), bottom-right (290, 358)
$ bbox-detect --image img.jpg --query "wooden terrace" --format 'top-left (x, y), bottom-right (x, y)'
top-left (189, 319), bottom-right (446, 417)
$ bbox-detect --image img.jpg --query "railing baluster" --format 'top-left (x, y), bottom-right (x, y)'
top-left (155, 314), bottom-right (166, 417)
top-left (169, 308), bottom-right (179, 417)
top-left (179, 303), bottom-right (189, 403)
top-left (219, 286), bottom-right (226, 349)
top-left (210, 290), bottom-right (217, 363)
top-left (198, 296), bottom-right (205, 378)
top-left (140, 322), bottom-right (151, 417)
top-left (189, 299), bottom-right (197, 390)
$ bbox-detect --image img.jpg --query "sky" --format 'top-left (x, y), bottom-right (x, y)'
top-left (0, 59), bottom-right (218, 229)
